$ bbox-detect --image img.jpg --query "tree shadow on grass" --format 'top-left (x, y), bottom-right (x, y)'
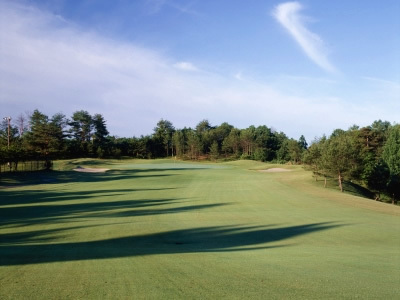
top-left (342, 181), bottom-right (375, 199)
top-left (0, 169), bottom-right (176, 187)
top-left (316, 177), bottom-right (375, 200)
top-left (0, 196), bottom-right (227, 227)
top-left (0, 223), bottom-right (111, 245)
top-left (0, 187), bottom-right (177, 206)
top-left (0, 165), bottom-right (201, 190)
top-left (0, 222), bottom-right (343, 266)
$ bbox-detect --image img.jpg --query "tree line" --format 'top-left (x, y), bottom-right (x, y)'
top-left (0, 110), bottom-right (110, 169)
top-left (0, 110), bottom-right (308, 164)
top-left (303, 121), bottom-right (399, 204)
top-left (1, 109), bottom-right (399, 203)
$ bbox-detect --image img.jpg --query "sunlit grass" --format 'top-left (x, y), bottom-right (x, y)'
top-left (1, 159), bottom-right (399, 299)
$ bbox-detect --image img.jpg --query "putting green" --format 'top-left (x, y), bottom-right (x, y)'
top-left (1, 159), bottom-right (399, 299)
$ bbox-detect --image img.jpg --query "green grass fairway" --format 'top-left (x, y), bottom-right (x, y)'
top-left (1, 159), bottom-right (399, 299)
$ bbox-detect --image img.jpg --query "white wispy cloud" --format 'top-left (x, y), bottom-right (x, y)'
top-left (173, 61), bottom-right (199, 71)
top-left (234, 72), bottom-right (243, 81)
top-left (0, 1), bottom-right (396, 141)
top-left (144, 0), bottom-right (167, 14)
top-left (361, 77), bottom-right (400, 110)
top-left (145, 0), bottom-right (199, 15)
top-left (273, 2), bottom-right (336, 73)
top-left (363, 76), bottom-right (400, 89)
top-left (169, 1), bottom-right (200, 16)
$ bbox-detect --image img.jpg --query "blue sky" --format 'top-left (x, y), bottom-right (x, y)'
top-left (0, 0), bottom-right (399, 142)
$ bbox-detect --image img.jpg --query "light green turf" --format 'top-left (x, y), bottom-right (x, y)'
top-left (1, 159), bottom-right (399, 299)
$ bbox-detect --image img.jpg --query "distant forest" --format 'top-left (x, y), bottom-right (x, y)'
top-left (1, 109), bottom-right (399, 203)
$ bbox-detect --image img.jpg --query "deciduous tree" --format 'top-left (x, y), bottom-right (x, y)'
top-left (382, 125), bottom-right (400, 176)
top-left (153, 119), bottom-right (175, 157)
top-left (321, 131), bottom-right (358, 192)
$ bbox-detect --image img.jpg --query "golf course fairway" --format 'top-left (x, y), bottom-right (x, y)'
top-left (1, 159), bottom-right (399, 299)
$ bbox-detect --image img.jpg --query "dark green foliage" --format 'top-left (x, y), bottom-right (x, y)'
top-left (298, 135), bottom-right (308, 150)
top-left (364, 160), bottom-right (390, 200)
top-left (240, 126), bottom-right (256, 157)
top-left (382, 125), bottom-right (400, 176)
top-left (302, 136), bottom-right (326, 179)
top-left (68, 110), bottom-right (93, 156)
top-left (303, 121), bottom-right (398, 203)
top-left (196, 119), bottom-right (212, 134)
top-left (186, 130), bottom-right (201, 160)
top-left (222, 128), bottom-right (241, 157)
top-left (253, 126), bottom-right (277, 161)
top-left (287, 139), bottom-right (303, 164)
top-left (172, 130), bottom-right (185, 157)
top-left (209, 141), bottom-right (219, 160)
top-left (2, 110), bottom-right (397, 203)
top-left (387, 175), bottom-right (400, 204)
top-left (381, 125), bottom-right (400, 203)
top-left (92, 113), bottom-right (109, 157)
top-left (26, 110), bottom-right (67, 159)
top-left (253, 148), bottom-right (268, 162)
top-left (153, 119), bottom-right (175, 157)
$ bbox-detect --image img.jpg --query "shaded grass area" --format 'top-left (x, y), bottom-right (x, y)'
top-left (1, 222), bottom-right (340, 266)
top-left (0, 166), bottom-right (195, 188)
top-left (0, 170), bottom-right (57, 187)
top-left (1, 159), bottom-right (399, 299)
top-left (312, 175), bottom-right (375, 199)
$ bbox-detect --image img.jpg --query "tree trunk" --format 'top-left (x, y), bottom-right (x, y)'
top-left (375, 192), bottom-right (381, 201)
top-left (324, 176), bottom-right (327, 188)
top-left (338, 172), bottom-right (343, 192)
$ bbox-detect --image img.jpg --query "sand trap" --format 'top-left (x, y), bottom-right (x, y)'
top-left (259, 168), bottom-right (291, 173)
top-left (73, 167), bottom-right (110, 173)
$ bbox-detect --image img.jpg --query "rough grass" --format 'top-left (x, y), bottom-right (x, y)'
top-left (1, 159), bottom-right (399, 299)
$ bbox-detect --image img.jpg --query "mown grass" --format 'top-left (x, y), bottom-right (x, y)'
top-left (1, 159), bottom-right (399, 299)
